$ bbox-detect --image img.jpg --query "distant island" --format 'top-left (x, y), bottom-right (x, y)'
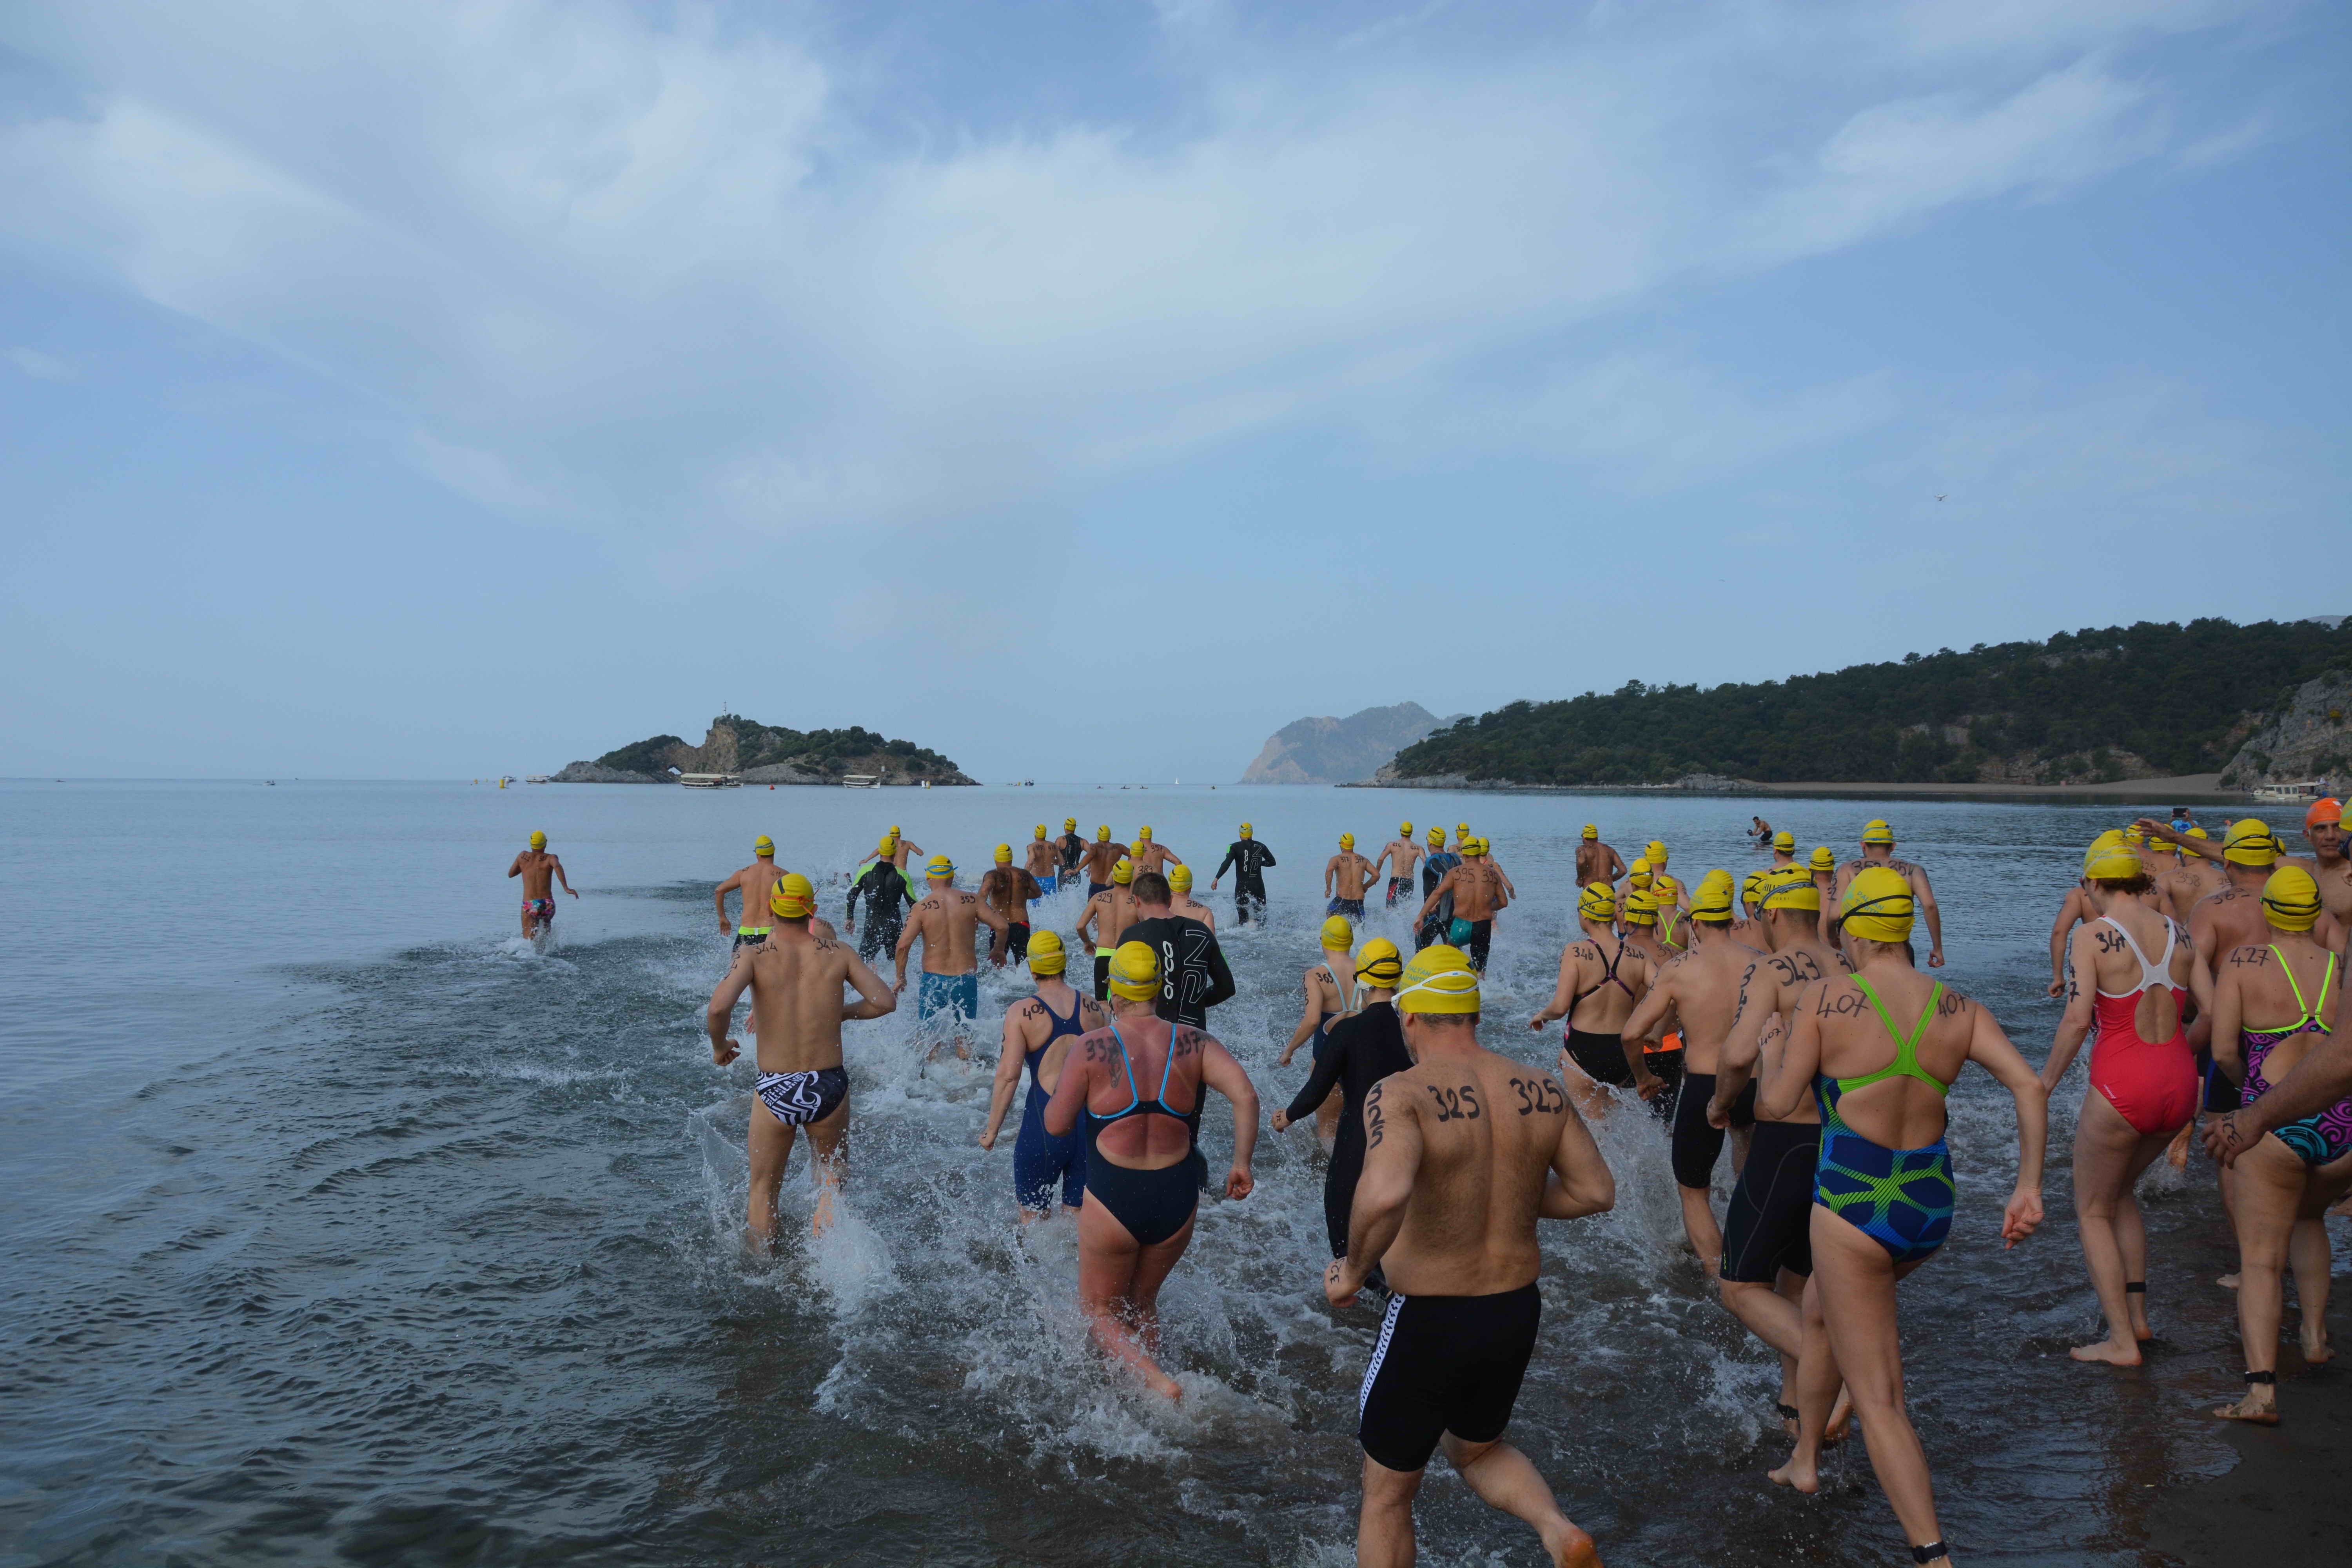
top-left (1240, 702), bottom-right (1466, 784)
top-left (554, 714), bottom-right (976, 786)
top-left (1381, 617), bottom-right (2351, 790)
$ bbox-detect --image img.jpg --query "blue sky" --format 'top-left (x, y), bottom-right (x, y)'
top-left (3, 0), bottom-right (2345, 782)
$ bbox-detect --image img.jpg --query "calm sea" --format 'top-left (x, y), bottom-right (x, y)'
top-left (0, 779), bottom-right (2328, 1566)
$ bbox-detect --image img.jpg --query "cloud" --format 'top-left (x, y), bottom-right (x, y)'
top-left (7, 346), bottom-right (77, 380)
top-left (0, 0), bottom-right (2286, 545)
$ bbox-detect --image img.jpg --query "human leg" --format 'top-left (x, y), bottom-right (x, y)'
top-left (801, 1099), bottom-right (850, 1237)
top-left (1074, 1177), bottom-right (1186, 1398)
top-left (1806, 1209), bottom-right (1948, 1562)
top-left (1356, 1455), bottom-right (1422, 1568)
top-left (2069, 1090), bottom-right (2170, 1365)
top-left (1438, 1434), bottom-right (1599, 1568)
top-left (746, 1100), bottom-right (799, 1248)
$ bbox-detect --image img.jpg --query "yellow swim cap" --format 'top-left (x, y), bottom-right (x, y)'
top-left (1581, 823), bottom-right (1599, 840)
top-left (2123, 826), bottom-right (2146, 846)
top-left (1742, 869), bottom-right (1768, 906)
top-left (1065, 817), bottom-right (1078, 829)
top-left (1861, 819), bottom-right (1895, 846)
top-left (1137, 826), bottom-right (1153, 842)
top-left (529, 830), bottom-right (547, 848)
top-left (753, 834), bottom-right (775, 858)
top-left (2083, 839), bottom-right (2142, 880)
top-left (769, 871), bottom-right (815, 919)
top-left (1623, 891), bottom-right (1658, 926)
top-left (1240, 823), bottom-right (1253, 838)
top-left (2262, 866), bottom-right (2322, 932)
top-left (1645, 840), bottom-right (1668, 865)
top-left (1427, 827), bottom-right (1445, 846)
top-left (1691, 872), bottom-right (1735, 920)
top-left (1840, 866), bottom-right (1915, 943)
top-left (926, 854), bottom-right (955, 879)
top-left (877, 835), bottom-right (896, 856)
top-left (1027, 927), bottom-right (1067, 975)
top-left (1169, 864), bottom-right (1194, 892)
top-left (1340, 832), bottom-right (1356, 849)
top-left (1357, 938), bottom-right (1403, 987)
top-left (994, 844), bottom-right (1013, 865)
top-left (1762, 868), bottom-right (1822, 913)
top-left (1111, 858), bottom-right (1134, 885)
top-left (1108, 940), bottom-right (1161, 1001)
top-left (1579, 882), bottom-right (1617, 921)
top-left (1097, 825), bottom-right (1111, 841)
top-left (1472, 837), bottom-right (1490, 857)
top-left (2187, 826), bottom-right (2209, 840)
top-left (2223, 819), bottom-right (2282, 867)
top-left (1395, 947), bottom-right (1480, 1015)
top-left (1810, 846), bottom-right (1836, 872)
top-left (1400, 822), bottom-right (1413, 837)
top-left (1034, 824), bottom-right (1048, 840)
top-left (1321, 914), bottom-right (1355, 950)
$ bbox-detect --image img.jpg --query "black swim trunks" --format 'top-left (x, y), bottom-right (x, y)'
top-left (1359, 1283), bottom-right (1541, 1473)
top-left (1328, 897), bottom-right (1367, 919)
top-left (1720, 1120), bottom-right (1820, 1282)
top-left (1670, 1070), bottom-right (1755, 1190)
top-left (1563, 1029), bottom-right (1635, 1088)
top-left (1387, 877), bottom-right (1412, 906)
top-left (755, 1065), bottom-right (849, 1127)
top-left (733, 931), bottom-right (769, 951)
top-left (1005, 922), bottom-right (1031, 963)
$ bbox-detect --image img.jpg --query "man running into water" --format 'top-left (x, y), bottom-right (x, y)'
top-left (1416, 828), bottom-right (1461, 951)
top-left (1529, 883), bottom-right (1654, 1120)
top-left (1327, 947), bottom-right (1613, 1568)
top-left (979, 929), bottom-right (1107, 1221)
top-left (1272, 939), bottom-right (1408, 1294)
top-left (1024, 824), bottom-right (1061, 897)
top-left (507, 829), bottom-right (578, 940)
top-left (845, 835), bottom-right (917, 962)
top-left (1055, 817), bottom-right (1085, 882)
top-left (1418, 838), bottom-right (1507, 971)
top-left (856, 826), bottom-right (924, 871)
top-left (1641, 842), bottom-right (1684, 910)
top-left (1168, 864), bottom-right (1218, 930)
top-left (715, 834), bottom-right (788, 946)
top-left (1081, 826), bottom-right (1129, 896)
top-left (1622, 873), bottom-right (1768, 1276)
top-left (1574, 824), bottom-right (1626, 890)
top-left (1327, 832), bottom-right (1378, 918)
top-left (894, 855), bottom-right (1008, 1059)
top-left (1372, 822), bottom-right (1426, 909)
top-left (1834, 820), bottom-right (1945, 967)
top-left (979, 844), bottom-right (1042, 965)
top-left (1750, 817), bottom-right (1773, 846)
top-left (1077, 858), bottom-right (1143, 1000)
top-left (1043, 942), bottom-right (1259, 1400)
top-left (706, 874), bottom-right (895, 1245)
top-left (1712, 867), bottom-right (1854, 1435)
top-left (1211, 822), bottom-right (1276, 926)
top-left (1123, 870), bottom-right (1236, 1029)
top-left (1127, 825), bottom-right (1183, 880)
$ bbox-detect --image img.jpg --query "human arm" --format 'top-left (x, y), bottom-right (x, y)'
top-left (979, 1004), bottom-right (1031, 1149)
top-left (1708, 962), bottom-right (1768, 1123)
top-left (1041, 1036), bottom-right (1092, 1139)
top-left (1758, 985), bottom-right (1824, 1122)
top-left (892, 907), bottom-right (920, 989)
top-left (1606, 848), bottom-right (1626, 882)
top-left (2039, 927), bottom-right (2100, 1091)
top-left (2208, 956), bottom-right (2246, 1089)
top-left (842, 951), bottom-right (896, 1022)
top-left (1212, 844), bottom-right (1236, 887)
top-left (1528, 945), bottom-right (1582, 1031)
top-left (1415, 869), bottom-right (1453, 923)
top-left (1367, 846), bottom-right (1393, 881)
top-left (1325, 856), bottom-right (1338, 899)
top-left (2137, 818), bottom-right (2221, 862)
top-left (1199, 932), bottom-right (1238, 1013)
top-left (1913, 865), bottom-right (1941, 966)
top-left (1280, 1020), bottom-right (1348, 1125)
top-left (1615, 965), bottom-right (1670, 1096)
top-left (704, 960), bottom-right (753, 1065)
top-left (1278, 973), bottom-right (1320, 1067)
top-left (1199, 1039), bottom-right (1258, 1199)
top-left (1329, 1080), bottom-right (1416, 1304)
top-left (2047, 891), bottom-right (2081, 997)
top-left (1539, 1084), bottom-right (1615, 1219)
top-left (715, 871), bottom-right (741, 932)
top-left (1075, 896), bottom-right (1100, 952)
top-left (552, 857), bottom-right (577, 897)
top-left (1965, 1000), bottom-right (2048, 1247)
top-left (506, 854), bottom-right (523, 878)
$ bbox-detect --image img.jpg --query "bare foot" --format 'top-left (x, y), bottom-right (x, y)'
top-left (2212, 1393), bottom-right (2278, 1425)
top-left (1768, 1453), bottom-right (1819, 1494)
top-left (1822, 1386), bottom-right (1855, 1446)
top-left (2167, 1123), bottom-right (2192, 1170)
top-left (2301, 1327), bottom-right (2332, 1365)
top-left (2217, 1273), bottom-right (2240, 1290)
top-left (1540, 1521), bottom-right (1601, 1568)
top-left (2071, 1338), bottom-right (2144, 1367)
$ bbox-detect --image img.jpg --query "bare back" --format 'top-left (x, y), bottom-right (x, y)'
top-left (1009, 982), bottom-right (1105, 1094)
top-left (1023, 839), bottom-right (1058, 880)
top-left (1173, 893), bottom-right (1218, 930)
top-left (1562, 935), bottom-right (1645, 1033)
top-left (1071, 1014), bottom-right (1209, 1168)
top-left (908, 890), bottom-right (985, 973)
top-left (743, 932), bottom-right (875, 1075)
top-left (1647, 929), bottom-right (1766, 1074)
top-left (721, 860), bottom-right (787, 925)
top-left (510, 850), bottom-right (561, 900)
top-left (1805, 967), bottom-right (1978, 1151)
top-left (1327, 851), bottom-right (1377, 900)
top-left (1446, 862), bottom-right (1507, 922)
top-left (979, 866), bottom-right (1037, 923)
top-left (2219, 936), bottom-right (2338, 1083)
top-left (1083, 840), bottom-right (1129, 882)
top-left (2076, 898), bottom-right (2189, 1041)
top-left (1576, 841), bottom-right (1626, 887)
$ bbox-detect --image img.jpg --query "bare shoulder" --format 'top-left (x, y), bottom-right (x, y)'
top-left (1495, 1059), bottom-right (1569, 1118)
top-left (1933, 984), bottom-right (1974, 1018)
top-left (956, 892), bottom-right (978, 907)
top-left (2223, 943), bottom-right (2272, 968)
top-left (1014, 997), bottom-right (1046, 1020)
top-left (1079, 995), bottom-right (1109, 1025)
top-left (1171, 1024), bottom-right (1216, 1060)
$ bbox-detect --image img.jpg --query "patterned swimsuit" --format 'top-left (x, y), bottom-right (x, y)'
top-left (1812, 976), bottom-right (1956, 1265)
top-left (2240, 949), bottom-right (2348, 1166)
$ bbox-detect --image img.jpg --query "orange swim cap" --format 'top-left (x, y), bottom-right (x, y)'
top-left (2307, 797), bottom-right (2342, 829)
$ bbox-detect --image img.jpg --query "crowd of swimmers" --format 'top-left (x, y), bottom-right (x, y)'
top-left (505, 798), bottom-right (2352, 1567)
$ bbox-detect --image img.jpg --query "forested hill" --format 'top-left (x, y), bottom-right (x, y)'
top-left (555, 714), bottom-right (970, 784)
top-left (1385, 618), bottom-right (2352, 788)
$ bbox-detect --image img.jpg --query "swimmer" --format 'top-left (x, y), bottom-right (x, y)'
top-left (506, 829), bottom-right (578, 941)
top-left (1167, 863), bottom-right (1218, 931)
top-left (856, 826), bottom-right (924, 871)
top-left (1043, 941), bottom-right (1259, 1400)
top-left (1127, 825), bottom-right (1184, 880)
top-left (1123, 871), bottom-right (1236, 1028)
top-left (1372, 822), bottom-right (1426, 909)
top-left (978, 844), bottom-right (1042, 966)
top-left (1750, 817), bottom-right (1773, 847)
top-left (1530, 883), bottom-right (1654, 1120)
top-left (2040, 839), bottom-right (2198, 1366)
top-left (715, 834), bottom-right (789, 944)
top-left (1760, 869), bottom-right (2047, 1568)
top-left (1622, 871), bottom-right (1769, 1275)
top-left (1024, 824), bottom-right (1061, 898)
top-left (1575, 823), bottom-right (1628, 889)
top-left (1279, 915), bottom-right (1360, 1149)
top-left (1769, 829), bottom-right (1799, 873)
top-left (705, 873), bottom-right (895, 1244)
top-left (1210, 822), bottom-right (1276, 926)
top-left (1272, 939), bottom-right (1409, 1290)
top-left (845, 834), bottom-right (918, 963)
top-left (1327, 947), bottom-right (1613, 1568)
top-left (979, 930), bottom-right (1107, 1222)
top-left (2147, 800), bottom-right (2352, 932)
top-left (1739, 869), bottom-right (1772, 925)
top-left (1834, 821), bottom-right (1945, 967)
top-left (2205, 866), bottom-right (2351, 1423)
top-left (1808, 847), bottom-right (1839, 929)
top-left (1054, 817), bottom-right (1086, 883)
top-left (1712, 866), bottom-right (1855, 1437)
top-left (1417, 838), bottom-right (1508, 971)
top-left (1081, 825), bottom-right (1130, 897)
top-left (1077, 857), bottom-right (1143, 1000)
top-left (2045, 830), bottom-right (2136, 996)
top-left (893, 855), bottom-right (1009, 1061)
top-left (1643, 841), bottom-right (1684, 909)
top-left (1326, 832), bottom-right (1378, 918)
top-left (1415, 828), bottom-right (1461, 951)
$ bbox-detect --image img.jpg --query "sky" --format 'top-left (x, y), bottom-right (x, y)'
top-left (2, 0), bottom-right (2346, 782)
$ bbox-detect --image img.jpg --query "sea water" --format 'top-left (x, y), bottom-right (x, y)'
top-left (0, 779), bottom-right (2329, 1565)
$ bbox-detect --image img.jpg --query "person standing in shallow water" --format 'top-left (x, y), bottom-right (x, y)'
top-left (1211, 823), bottom-right (1276, 926)
top-left (508, 829), bottom-right (578, 941)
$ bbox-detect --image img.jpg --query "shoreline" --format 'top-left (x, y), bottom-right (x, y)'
top-left (1346, 771), bottom-right (2251, 804)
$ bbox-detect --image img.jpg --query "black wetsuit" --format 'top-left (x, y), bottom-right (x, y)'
top-left (1214, 839), bottom-right (1277, 925)
top-left (1283, 1001), bottom-right (1413, 1259)
top-left (847, 861), bottom-right (914, 962)
top-left (1416, 852), bottom-right (1461, 950)
top-left (1122, 913), bottom-right (1236, 1029)
top-left (1055, 832), bottom-right (1085, 877)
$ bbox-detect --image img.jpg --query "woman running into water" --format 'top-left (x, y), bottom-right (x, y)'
top-left (2208, 866), bottom-right (2352, 1424)
top-left (1760, 868), bottom-right (2047, 1568)
top-left (978, 930), bottom-right (1105, 1221)
top-left (1042, 941), bottom-right (1258, 1399)
top-left (2041, 838), bottom-right (2199, 1365)
top-left (1278, 915), bottom-right (1359, 1149)
top-left (1530, 883), bottom-right (1656, 1119)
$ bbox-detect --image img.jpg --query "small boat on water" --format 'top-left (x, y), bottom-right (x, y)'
top-left (2253, 779), bottom-right (2328, 802)
top-left (678, 773), bottom-right (742, 789)
top-left (524, 775), bottom-right (551, 784)
top-left (840, 774), bottom-right (880, 789)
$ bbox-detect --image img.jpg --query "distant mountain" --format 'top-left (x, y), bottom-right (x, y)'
top-left (553, 714), bottom-right (975, 785)
top-left (1240, 702), bottom-right (1464, 785)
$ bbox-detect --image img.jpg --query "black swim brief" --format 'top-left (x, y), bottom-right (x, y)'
top-left (1563, 1028), bottom-right (1634, 1088)
top-left (1671, 1070), bottom-right (1755, 1190)
top-left (754, 1065), bottom-right (849, 1127)
top-left (1720, 1120), bottom-right (1820, 1282)
top-left (1359, 1282), bottom-right (1540, 1473)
